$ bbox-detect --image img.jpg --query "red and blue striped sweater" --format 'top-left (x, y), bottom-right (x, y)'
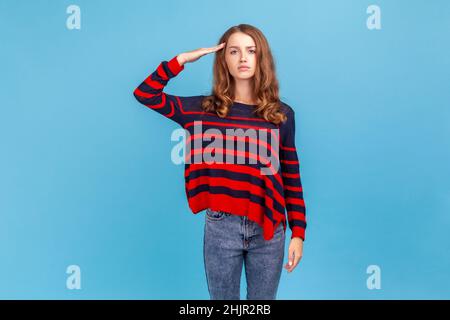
top-left (133, 55), bottom-right (307, 241)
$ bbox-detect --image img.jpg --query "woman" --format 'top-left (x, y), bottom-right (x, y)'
top-left (133, 24), bottom-right (307, 300)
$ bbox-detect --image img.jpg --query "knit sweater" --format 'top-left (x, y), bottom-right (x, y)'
top-left (133, 55), bottom-right (307, 241)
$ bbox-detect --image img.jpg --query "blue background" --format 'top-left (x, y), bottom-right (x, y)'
top-left (1, 0), bottom-right (449, 299)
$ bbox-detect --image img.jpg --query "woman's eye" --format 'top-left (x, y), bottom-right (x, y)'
top-left (229, 49), bottom-right (255, 54)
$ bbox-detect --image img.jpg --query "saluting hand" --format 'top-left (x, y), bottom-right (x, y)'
top-left (176, 42), bottom-right (226, 66)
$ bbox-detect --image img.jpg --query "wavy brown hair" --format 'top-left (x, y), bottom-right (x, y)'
top-left (201, 24), bottom-right (287, 125)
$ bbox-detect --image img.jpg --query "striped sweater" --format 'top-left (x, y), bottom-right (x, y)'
top-left (133, 55), bottom-right (307, 241)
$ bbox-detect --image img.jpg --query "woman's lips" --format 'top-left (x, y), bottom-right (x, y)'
top-left (238, 67), bottom-right (250, 71)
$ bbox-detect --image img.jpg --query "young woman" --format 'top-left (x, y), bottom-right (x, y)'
top-left (133, 24), bottom-right (307, 300)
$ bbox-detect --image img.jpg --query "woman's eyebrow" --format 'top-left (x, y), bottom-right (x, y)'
top-left (228, 45), bottom-right (256, 49)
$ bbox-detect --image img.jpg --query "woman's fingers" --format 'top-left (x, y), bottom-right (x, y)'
top-left (204, 42), bottom-right (226, 54)
top-left (284, 245), bottom-right (303, 273)
top-left (195, 44), bottom-right (224, 60)
top-left (183, 43), bottom-right (226, 64)
top-left (284, 251), bottom-right (294, 272)
top-left (216, 42), bottom-right (226, 50)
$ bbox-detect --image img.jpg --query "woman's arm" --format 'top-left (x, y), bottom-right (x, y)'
top-left (133, 55), bottom-right (187, 126)
top-left (133, 43), bottom-right (226, 126)
top-left (279, 105), bottom-right (307, 241)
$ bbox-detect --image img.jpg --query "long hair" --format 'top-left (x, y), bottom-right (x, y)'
top-left (201, 24), bottom-right (287, 125)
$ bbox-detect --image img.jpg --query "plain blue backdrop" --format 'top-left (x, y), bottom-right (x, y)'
top-left (0, 0), bottom-right (449, 299)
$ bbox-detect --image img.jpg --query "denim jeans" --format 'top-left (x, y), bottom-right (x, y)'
top-left (203, 208), bottom-right (285, 300)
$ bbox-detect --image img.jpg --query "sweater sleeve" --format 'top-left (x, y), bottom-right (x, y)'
top-left (279, 105), bottom-right (307, 241)
top-left (133, 55), bottom-right (187, 126)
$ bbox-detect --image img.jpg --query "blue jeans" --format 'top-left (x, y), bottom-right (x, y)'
top-left (203, 208), bottom-right (285, 300)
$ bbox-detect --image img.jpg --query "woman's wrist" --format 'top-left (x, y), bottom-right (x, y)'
top-left (176, 54), bottom-right (186, 66)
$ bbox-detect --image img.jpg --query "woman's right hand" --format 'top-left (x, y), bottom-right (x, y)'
top-left (176, 42), bottom-right (226, 66)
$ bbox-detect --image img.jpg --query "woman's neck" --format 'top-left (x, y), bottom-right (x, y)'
top-left (234, 79), bottom-right (256, 105)
top-left (234, 99), bottom-right (256, 105)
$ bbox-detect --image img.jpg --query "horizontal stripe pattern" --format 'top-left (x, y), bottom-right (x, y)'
top-left (133, 55), bottom-right (307, 241)
top-left (279, 107), bottom-right (307, 240)
top-left (133, 56), bottom-right (185, 125)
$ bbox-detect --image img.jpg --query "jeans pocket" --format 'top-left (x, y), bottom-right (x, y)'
top-left (275, 221), bottom-right (285, 237)
top-left (205, 208), bottom-right (227, 221)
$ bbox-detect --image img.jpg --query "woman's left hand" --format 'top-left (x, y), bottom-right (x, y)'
top-left (284, 237), bottom-right (303, 273)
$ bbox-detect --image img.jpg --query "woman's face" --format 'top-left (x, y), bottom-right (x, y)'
top-left (224, 32), bottom-right (257, 80)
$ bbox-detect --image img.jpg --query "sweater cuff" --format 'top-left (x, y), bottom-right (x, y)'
top-left (291, 227), bottom-right (305, 241)
top-left (167, 55), bottom-right (185, 76)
